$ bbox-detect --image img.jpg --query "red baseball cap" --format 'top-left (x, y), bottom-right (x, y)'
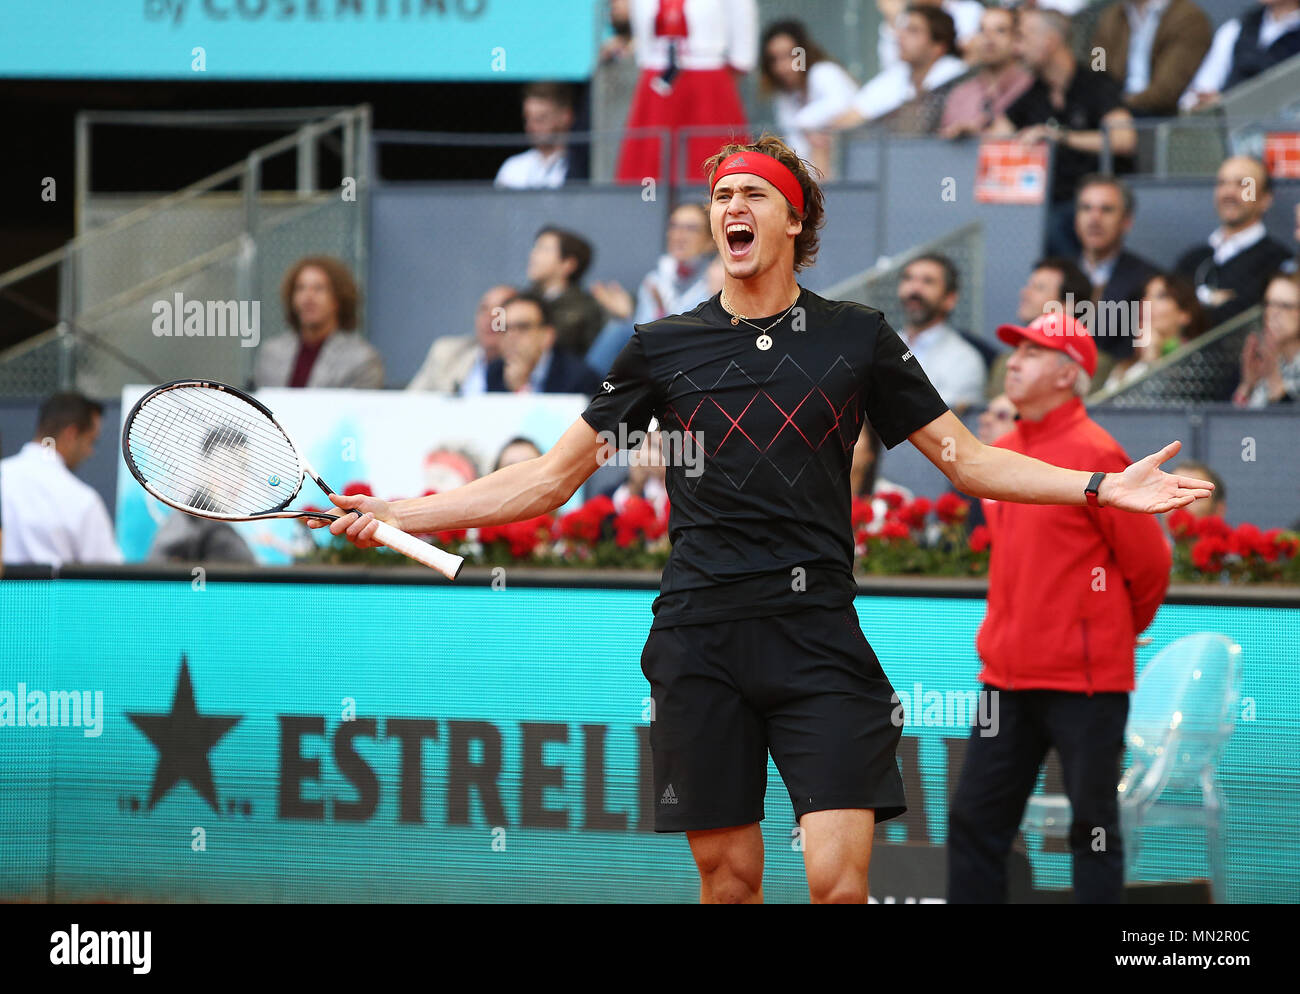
top-left (996, 312), bottom-right (1098, 377)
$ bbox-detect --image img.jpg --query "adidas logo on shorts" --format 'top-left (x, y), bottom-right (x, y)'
top-left (661, 784), bottom-right (678, 805)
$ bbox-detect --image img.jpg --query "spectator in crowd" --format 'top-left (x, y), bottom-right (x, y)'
top-left (760, 19), bottom-right (859, 176)
top-left (613, 419), bottom-right (670, 515)
top-left (1074, 174), bottom-right (1160, 360)
top-left (992, 8), bottom-right (1137, 257)
top-left (1180, 0), bottom-right (1300, 109)
top-left (0, 392), bottom-right (121, 567)
top-left (831, 6), bottom-right (968, 128)
top-left (948, 311), bottom-right (1173, 904)
top-left (1166, 460), bottom-right (1226, 519)
top-left (407, 284), bottom-right (515, 395)
top-left (1174, 155), bottom-right (1292, 328)
top-left (617, 0), bottom-right (756, 185)
top-left (1100, 273), bottom-right (1206, 392)
top-left (1234, 271), bottom-right (1300, 406)
top-left (959, 391), bottom-right (1022, 529)
top-left (1091, 0), bottom-right (1212, 117)
top-left (586, 203), bottom-right (715, 374)
top-left (494, 436), bottom-right (544, 472)
top-left (986, 256), bottom-right (1095, 399)
top-left (527, 226), bottom-right (607, 355)
top-left (487, 291), bottom-right (602, 395)
top-left (254, 257), bottom-right (383, 390)
top-left (494, 83), bottom-right (577, 190)
top-left (948, 392), bottom-right (1023, 532)
top-left (898, 253), bottom-right (987, 412)
top-left (147, 513), bottom-right (255, 565)
top-left (423, 449), bottom-right (480, 494)
top-left (940, 5), bottom-right (1034, 138)
top-left (978, 392), bottom-right (1019, 445)
top-left (600, 0), bottom-right (636, 64)
top-left (876, 0), bottom-right (984, 71)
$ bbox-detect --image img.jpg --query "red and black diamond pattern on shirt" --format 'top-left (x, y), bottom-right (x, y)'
top-left (663, 352), bottom-right (862, 491)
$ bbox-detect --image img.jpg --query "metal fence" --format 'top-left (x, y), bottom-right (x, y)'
top-left (1092, 306), bottom-right (1260, 408)
top-left (0, 106), bottom-right (370, 400)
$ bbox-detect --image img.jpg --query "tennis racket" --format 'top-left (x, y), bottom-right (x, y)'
top-left (121, 378), bottom-right (464, 579)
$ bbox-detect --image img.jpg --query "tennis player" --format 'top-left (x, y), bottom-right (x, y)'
top-left (316, 135), bottom-right (1213, 903)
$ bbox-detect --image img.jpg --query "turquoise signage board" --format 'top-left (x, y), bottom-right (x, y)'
top-left (0, 1), bottom-right (599, 80)
top-left (1, 578), bottom-right (1295, 902)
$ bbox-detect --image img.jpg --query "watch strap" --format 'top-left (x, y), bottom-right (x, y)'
top-left (1085, 471), bottom-right (1105, 508)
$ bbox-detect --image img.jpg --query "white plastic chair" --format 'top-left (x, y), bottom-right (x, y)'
top-left (1020, 633), bottom-right (1243, 902)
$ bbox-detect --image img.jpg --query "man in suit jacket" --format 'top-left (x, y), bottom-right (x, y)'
top-left (1074, 174), bottom-right (1160, 361)
top-left (407, 284), bottom-right (515, 394)
top-left (1091, 0), bottom-right (1212, 117)
top-left (1175, 155), bottom-right (1293, 329)
top-left (486, 291), bottom-right (602, 395)
top-left (253, 256), bottom-right (384, 389)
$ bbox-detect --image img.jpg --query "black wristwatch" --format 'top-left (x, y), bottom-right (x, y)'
top-left (1085, 471), bottom-right (1106, 509)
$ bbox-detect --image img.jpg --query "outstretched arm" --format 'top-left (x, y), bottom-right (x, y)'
top-left (312, 416), bottom-right (608, 547)
top-left (908, 411), bottom-right (1215, 513)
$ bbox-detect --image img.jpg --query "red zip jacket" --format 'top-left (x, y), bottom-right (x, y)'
top-left (976, 397), bottom-right (1171, 693)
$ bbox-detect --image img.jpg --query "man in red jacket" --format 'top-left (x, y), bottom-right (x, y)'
top-left (947, 312), bottom-right (1171, 904)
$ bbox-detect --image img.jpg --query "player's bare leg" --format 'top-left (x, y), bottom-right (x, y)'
top-left (687, 823), bottom-right (765, 904)
top-left (801, 808), bottom-right (875, 903)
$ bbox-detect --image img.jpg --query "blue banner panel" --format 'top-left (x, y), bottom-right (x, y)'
top-left (0, 578), bottom-right (1295, 902)
top-left (0, 1), bottom-right (599, 80)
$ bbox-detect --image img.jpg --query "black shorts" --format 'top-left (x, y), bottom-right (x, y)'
top-left (640, 603), bottom-right (907, 833)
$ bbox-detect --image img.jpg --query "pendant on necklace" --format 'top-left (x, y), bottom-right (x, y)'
top-left (731, 316), bottom-right (739, 326)
top-left (756, 334), bottom-right (773, 351)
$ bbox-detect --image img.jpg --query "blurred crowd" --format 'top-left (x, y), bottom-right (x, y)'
top-left (5, 0), bottom-right (1300, 569)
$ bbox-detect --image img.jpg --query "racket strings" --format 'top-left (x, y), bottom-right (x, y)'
top-left (127, 386), bottom-right (302, 517)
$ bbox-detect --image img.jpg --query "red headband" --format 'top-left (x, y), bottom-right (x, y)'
top-left (710, 151), bottom-right (805, 214)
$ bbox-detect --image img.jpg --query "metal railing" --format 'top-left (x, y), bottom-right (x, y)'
top-left (1090, 305), bottom-right (1261, 408)
top-left (0, 106), bottom-right (371, 399)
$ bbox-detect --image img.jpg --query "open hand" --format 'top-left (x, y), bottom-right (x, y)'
top-left (1099, 440), bottom-right (1215, 514)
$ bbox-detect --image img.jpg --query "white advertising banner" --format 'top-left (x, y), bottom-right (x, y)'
top-left (116, 386), bottom-right (590, 564)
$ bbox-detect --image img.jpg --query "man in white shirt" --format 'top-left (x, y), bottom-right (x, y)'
top-left (494, 82), bottom-right (575, 189)
top-left (1180, 0), bottom-right (1300, 109)
top-left (1173, 155), bottom-right (1293, 327)
top-left (898, 254), bottom-right (987, 412)
top-left (833, 5), bottom-right (968, 127)
top-left (876, 0), bottom-right (984, 71)
top-left (0, 392), bottom-right (122, 567)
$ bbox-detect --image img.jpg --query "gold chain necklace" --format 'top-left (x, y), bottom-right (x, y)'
top-left (721, 287), bottom-right (801, 351)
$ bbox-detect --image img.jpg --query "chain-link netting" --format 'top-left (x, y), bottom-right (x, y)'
top-left (1095, 306), bottom-right (1259, 407)
top-left (0, 331), bottom-right (63, 398)
top-left (71, 245), bottom-right (248, 399)
top-left (77, 194), bottom-right (248, 317)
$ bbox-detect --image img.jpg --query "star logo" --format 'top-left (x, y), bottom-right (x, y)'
top-left (126, 655), bottom-right (242, 813)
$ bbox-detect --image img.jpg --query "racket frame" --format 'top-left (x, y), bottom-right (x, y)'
top-left (121, 378), bottom-right (464, 578)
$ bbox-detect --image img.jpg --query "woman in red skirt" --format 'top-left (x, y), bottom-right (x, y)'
top-left (617, 0), bottom-right (757, 185)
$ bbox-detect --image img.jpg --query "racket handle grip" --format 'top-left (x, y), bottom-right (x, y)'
top-left (371, 520), bottom-right (464, 580)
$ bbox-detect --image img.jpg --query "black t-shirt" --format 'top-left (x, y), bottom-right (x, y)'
top-left (581, 287), bottom-right (949, 630)
top-left (1006, 67), bottom-right (1124, 203)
